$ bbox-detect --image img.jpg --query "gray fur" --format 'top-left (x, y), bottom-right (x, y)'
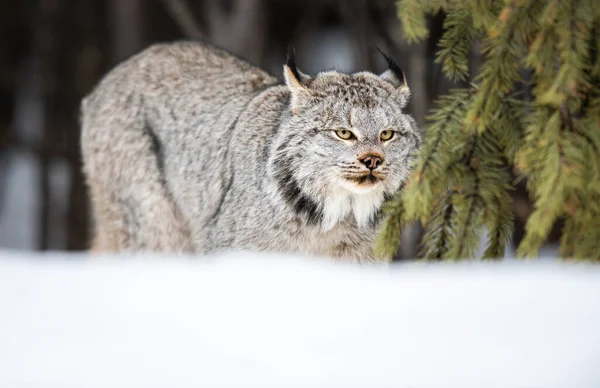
top-left (81, 41), bottom-right (421, 262)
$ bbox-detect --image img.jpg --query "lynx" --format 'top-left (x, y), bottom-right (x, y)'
top-left (81, 41), bottom-right (421, 262)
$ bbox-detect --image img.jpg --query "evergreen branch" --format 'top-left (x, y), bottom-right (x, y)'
top-left (479, 127), bottom-right (515, 259)
top-left (575, 22), bottom-right (599, 119)
top-left (483, 203), bottom-right (506, 259)
top-left (418, 89), bottom-right (473, 181)
top-left (560, 213), bottom-right (578, 257)
top-left (434, 196), bottom-right (454, 259)
top-left (517, 108), bottom-right (574, 257)
top-left (536, 0), bottom-right (596, 109)
top-left (591, 21), bottom-right (600, 78)
top-left (419, 190), bottom-right (455, 259)
top-left (466, 0), bottom-right (503, 32)
top-left (374, 195), bottom-right (406, 260)
top-left (560, 101), bottom-right (598, 156)
top-left (571, 189), bottom-right (600, 259)
top-left (446, 194), bottom-right (482, 259)
top-left (519, 0), bottom-right (598, 257)
top-left (387, 0), bottom-right (600, 261)
top-left (401, 88), bottom-right (474, 224)
top-left (435, 6), bottom-right (475, 82)
top-left (397, 0), bottom-right (430, 43)
top-left (446, 136), bottom-right (483, 259)
top-left (526, 0), bottom-right (560, 75)
top-left (466, 0), bottom-right (541, 134)
top-left (482, 189), bottom-right (514, 259)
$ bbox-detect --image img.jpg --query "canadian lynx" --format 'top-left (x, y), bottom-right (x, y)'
top-left (80, 41), bottom-right (421, 262)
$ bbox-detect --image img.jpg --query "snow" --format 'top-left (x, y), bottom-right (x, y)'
top-left (0, 250), bottom-right (599, 388)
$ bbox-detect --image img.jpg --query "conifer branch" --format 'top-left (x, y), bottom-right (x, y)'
top-left (418, 91), bottom-right (470, 181)
top-left (483, 199), bottom-right (509, 259)
top-left (419, 191), bottom-right (455, 259)
top-left (447, 194), bottom-right (481, 259)
top-left (374, 195), bottom-right (406, 260)
top-left (384, 0), bottom-right (600, 260)
top-left (435, 7), bottom-right (475, 82)
top-left (397, 0), bottom-right (429, 43)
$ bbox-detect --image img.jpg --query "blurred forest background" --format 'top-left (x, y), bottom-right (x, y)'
top-left (0, 0), bottom-right (556, 258)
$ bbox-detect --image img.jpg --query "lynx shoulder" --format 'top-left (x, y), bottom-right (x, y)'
top-left (80, 41), bottom-right (421, 261)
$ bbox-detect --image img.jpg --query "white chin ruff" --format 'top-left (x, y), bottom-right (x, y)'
top-left (339, 178), bottom-right (382, 194)
top-left (320, 182), bottom-right (386, 232)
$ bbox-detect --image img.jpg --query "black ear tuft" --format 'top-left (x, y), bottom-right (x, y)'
top-left (376, 47), bottom-right (406, 86)
top-left (286, 45), bottom-right (302, 82)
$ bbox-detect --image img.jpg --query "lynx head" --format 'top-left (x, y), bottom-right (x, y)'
top-left (269, 47), bottom-right (422, 231)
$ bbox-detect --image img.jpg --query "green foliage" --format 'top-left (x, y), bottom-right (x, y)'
top-left (374, 195), bottom-right (406, 260)
top-left (396, 0), bottom-right (450, 42)
top-left (378, 0), bottom-right (600, 260)
top-left (435, 6), bottom-right (475, 82)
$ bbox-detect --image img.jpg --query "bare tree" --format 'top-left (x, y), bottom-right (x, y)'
top-left (160, 0), bottom-right (203, 40)
top-left (110, 0), bottom-right (144, 63)
top-left (205, 0), bottom-right (267, 65)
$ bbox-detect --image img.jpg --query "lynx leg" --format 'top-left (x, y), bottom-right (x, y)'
top-left (81, 94), bottom-right (194, 253)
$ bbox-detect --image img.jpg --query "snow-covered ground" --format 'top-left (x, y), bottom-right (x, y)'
top-left (0, 250), bottom-right (598, 388)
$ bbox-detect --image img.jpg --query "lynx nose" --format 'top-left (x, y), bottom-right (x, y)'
top-left (359, 154), bottom-right (383, 170)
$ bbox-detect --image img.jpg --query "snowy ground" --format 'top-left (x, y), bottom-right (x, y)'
top-left (1, 250), bottom-right (599, 388)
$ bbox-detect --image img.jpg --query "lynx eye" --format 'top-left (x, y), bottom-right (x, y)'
top-left (335, 129), bottom-right (355, 140)
top-left (380, 130), bottom-right (394, 141)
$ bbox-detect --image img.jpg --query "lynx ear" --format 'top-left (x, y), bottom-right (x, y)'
top-left (284, 45), bottom-right (313, 114)
top-left (377, 47), bottom-right (411, 107)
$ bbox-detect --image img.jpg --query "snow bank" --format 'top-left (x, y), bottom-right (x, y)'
top-left (0, 250), bottom-right (599, 388)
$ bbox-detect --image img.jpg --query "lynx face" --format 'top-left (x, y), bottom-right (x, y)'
top-left (270, 52), bottom-right (421, 231)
